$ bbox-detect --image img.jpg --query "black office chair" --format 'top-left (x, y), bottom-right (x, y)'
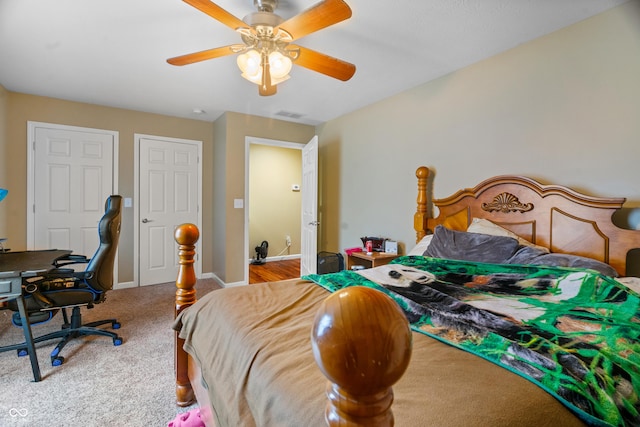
top-left (6, 195), bottom-right (123, 366)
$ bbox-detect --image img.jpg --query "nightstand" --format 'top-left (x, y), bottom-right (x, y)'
top-left (346, 252), bottom-right (399, 270)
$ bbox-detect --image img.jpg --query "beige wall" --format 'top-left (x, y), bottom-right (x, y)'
top-left (2, 93), bottom-right (214, 282)
top-left (213, 112), bottom-right (315, 284)
top-left (317, 2), bottom-right (640, 259)
top-left (0, 93), bottom-right (314, 285)
top-left (249, 144), bottom-right (302, 259)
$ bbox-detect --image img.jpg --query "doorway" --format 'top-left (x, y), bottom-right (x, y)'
top-left (244, 136), bottom-right (317, 283)
top-left (134, 134), bottom-right (202, 286)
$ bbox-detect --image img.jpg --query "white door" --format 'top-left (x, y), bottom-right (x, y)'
top-left (136, 135), bottom-right (201, 286)
top-left (300, 136), bottom-right (318, 276)
top-left (27, 122), bottom-right (118, 256)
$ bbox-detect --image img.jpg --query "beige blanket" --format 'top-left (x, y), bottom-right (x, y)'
top-left (176, 280), bottom-right (585, 426)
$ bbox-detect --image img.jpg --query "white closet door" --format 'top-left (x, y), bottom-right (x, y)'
top-left (31, 124), bottom-right (115, 255)
top-left (138, 136), bottom-right (199, 286)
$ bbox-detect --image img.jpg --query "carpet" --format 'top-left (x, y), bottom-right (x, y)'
top-left (0, 279), bottom-right (220, 427)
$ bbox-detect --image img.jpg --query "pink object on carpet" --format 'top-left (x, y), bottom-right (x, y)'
top-left (167, 408), bottom-right (205, 427)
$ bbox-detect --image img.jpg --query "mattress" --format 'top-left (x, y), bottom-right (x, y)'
top-left (175, 279), bottom-right (585, 427)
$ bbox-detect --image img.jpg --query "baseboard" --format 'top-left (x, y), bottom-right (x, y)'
top-left (115, 271), bottom-right (216, 290)
top-left (210, 272), bottom-right (245, 288)
top-left (116, 273), bottom-right (217, 289)
top-left (114, 281), bottom-right (135, 290)
top-left (249, 254), bottom-right (301, 264)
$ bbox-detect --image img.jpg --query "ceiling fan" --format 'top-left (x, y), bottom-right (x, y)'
top-left (167, 0), bottom-right (356, 96)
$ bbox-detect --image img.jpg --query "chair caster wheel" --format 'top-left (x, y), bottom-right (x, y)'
top-left (17, 348), bottom-right (28, 357)
top-left (52, 356), bottom-right (64, 366)
top-left (112, 322), bottom-right (121, 330)
top-left (113, 337), bottom-right (123, 346)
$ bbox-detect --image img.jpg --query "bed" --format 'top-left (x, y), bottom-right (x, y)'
top-left (173, 166), bottom-right (640, 426)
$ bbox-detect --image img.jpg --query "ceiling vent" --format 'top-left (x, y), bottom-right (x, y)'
top-left (275, 110), bottom-right (305, 119)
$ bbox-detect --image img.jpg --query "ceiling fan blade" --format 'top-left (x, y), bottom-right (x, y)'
top-left (291, 45), bottom-right (355, 81)
top-left (277, 0), bottom-right (352, 41)
top-left (182, 0), bottom-right (247, 31)
top-left (167, 45), bottom-right (237, 66)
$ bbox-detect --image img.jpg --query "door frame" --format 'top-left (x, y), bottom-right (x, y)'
top-left (133, 134), bottom-right (203, 286)
top-left (300, 136), bottom-right (318, 276)
top-left (244, 136), bottom-right (305, 284)
top-left (26, 121), bottom-right (119, 281)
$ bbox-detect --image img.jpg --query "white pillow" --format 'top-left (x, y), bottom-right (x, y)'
top-left (467, 218), bottom-right (549, 253)
top-left (407, 234), bottom-right (433, 255)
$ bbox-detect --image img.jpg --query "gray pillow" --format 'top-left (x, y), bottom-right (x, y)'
top-left (513, 250), bottom-right (619, 277)
top-left (424, 225), bottom-right (520, 264)
top-left (424, 225), bottom-right (619, 277)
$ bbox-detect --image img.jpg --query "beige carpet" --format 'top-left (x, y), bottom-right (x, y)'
top-left (0, 279), bottom-right (220, 427)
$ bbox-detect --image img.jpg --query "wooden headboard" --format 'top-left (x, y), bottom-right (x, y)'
top-left (414, 166), bottom-right (640, 276)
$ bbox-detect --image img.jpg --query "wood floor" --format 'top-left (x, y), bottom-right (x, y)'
top-left (249, 258), bottom-right (301, 284)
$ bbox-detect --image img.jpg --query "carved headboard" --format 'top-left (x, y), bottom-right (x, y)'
top-left (414, 166), bottom-right (640, 276)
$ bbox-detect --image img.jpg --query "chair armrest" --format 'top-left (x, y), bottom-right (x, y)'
top-left (54, 254), bottom-right (89, 268)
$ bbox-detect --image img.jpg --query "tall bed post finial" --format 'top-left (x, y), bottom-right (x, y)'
top-left (174, 223), bottom-right (200, 406)
top-left (311, 286), bottom-right (412, 426)
top-left (414, 166), bottom-right (430, 243)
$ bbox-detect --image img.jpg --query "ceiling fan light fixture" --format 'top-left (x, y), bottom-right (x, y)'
top-left (238, 49), bottom-right (291, 88)
top-left (268, 51), bottom-right (292, 79)
top-left (237, 49), bottom-right (262, 77)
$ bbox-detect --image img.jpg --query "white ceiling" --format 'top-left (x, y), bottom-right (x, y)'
top-left (0, 0), bottom-right (629, 125)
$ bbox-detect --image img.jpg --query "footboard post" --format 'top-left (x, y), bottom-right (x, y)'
top-left (174, 223), bottom-right (200, 407)
top-left (311, 286), bottom-right (412, 426)
top-left (414, 166), bottom-right (430, 243)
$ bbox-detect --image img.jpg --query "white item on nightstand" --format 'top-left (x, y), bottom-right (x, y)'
top-left (385, 240), bottom-right (398, 254)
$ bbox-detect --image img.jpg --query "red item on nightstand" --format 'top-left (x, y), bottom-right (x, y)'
top-left (344, 247), bottom-right (363, 256)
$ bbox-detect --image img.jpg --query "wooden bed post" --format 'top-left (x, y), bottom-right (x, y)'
top-left (311, 286), bottom-right (412, 426)
top-left (414, 166), bottom-right (430, 243)
top-left (174, 223), bottom-right (200, 407)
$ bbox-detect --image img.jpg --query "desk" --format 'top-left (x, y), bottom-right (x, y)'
top-left (0, 249), bottom-right (72, 382)
top-left (0, 250), bottom-right (72, 276)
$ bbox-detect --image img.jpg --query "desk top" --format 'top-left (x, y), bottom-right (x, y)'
top-left (0, 250), bottom-right (72, 276)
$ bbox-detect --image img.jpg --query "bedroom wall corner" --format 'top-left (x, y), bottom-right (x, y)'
top-left (211, 114), bottom-right (228, 282)
top-left (315, 123), bottom-right (343, 255)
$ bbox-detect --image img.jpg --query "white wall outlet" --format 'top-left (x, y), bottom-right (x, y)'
top-left (286, 235), bottom-right (291, 246)
top-left (291, 184), bottom-right (300, 191)
top-left (234, 198), bottom-right (244, 209)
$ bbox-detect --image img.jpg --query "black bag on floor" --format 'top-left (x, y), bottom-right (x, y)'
top-left (317, 251), bottom-right (344, 275)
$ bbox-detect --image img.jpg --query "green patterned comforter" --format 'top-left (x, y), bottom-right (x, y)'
top-left (304, 256), bottom-right (640, 426)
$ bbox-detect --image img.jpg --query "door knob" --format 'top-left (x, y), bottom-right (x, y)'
top-left (308, 221), bottom-right (320, 226)
top-left (141, 218), bottom-right (152, 223)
